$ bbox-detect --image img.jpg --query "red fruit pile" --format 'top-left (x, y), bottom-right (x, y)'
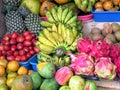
top-left (0, 31), bottom-right (39, 62)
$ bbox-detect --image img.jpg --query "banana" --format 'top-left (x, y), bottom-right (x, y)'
top-left (80, 0), bottom-right (88, 12)
top-left (65, 29), bottom-right (74, 45)
top-left (59, 57), bottom-right (65, 66)
top-left (46, 11), bottom-right (55, 23)
top-left (61, 8), bottom-right (69, 23)
top-left (39, 42), bottom-right (54, 54)
top-left (51, 31), bottom-right (64, 44)
top-left (43, 28), bottom-right (58, 46)
top-left (86, 0), bottom-right (93, 12)
top-left (58, 23), bottom-right (62, 35)
top-left (38, 35), bottom-right (55, 47)
top-left (61, 24), bottom-right (67, 42)
top-left (64, 56), bottom-right (71, 66)
top-left (53, 55), bottom-right (59, 66)
top-left (57, 6), bottom-right (63, 22)
top-left (52, 24), bottom-right (58, 32)
top-left (71, 27), bottom-right (78, 39)
top-left (64, 10), bottom-right (73, 23)
top-left (50, 6), bottom-right (59, 22)
top-left (40, 21), bottom-right (52, 28)
top-left (74, 0), bottom-right (82, 9)
top-left (66, 15), bottom-right (77, 25)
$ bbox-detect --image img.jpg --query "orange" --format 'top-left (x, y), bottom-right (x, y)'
top-left (17, 66), bottom-right (28, 75)
top-left (0, 65), bottom-right (5, 77)
top-left (7, 61), bottom-right (19, 72)
top-left (55, 0), bottom-right (70, 4)
top-left (6, 77), bottom-right (15, 88)
top-left (28, 70), bottom-right (34, 75)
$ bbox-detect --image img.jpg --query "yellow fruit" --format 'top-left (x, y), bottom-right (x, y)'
top-left (55, 0), bottom-right (70, 4)
top-left (17, 66), bottom-right (28, 75)
top-left (6, 77), bottom-right (15, 88)
top-left (7, 72), bottom-right (18, 78)
top-left (0, 65), bottom-right (5, 77)
top-left (0, 59), bottom-right (8, 68)
top-left (7, 61), bottom-right (19, 72)
top-left (28, 70), bottom-right (34, 75)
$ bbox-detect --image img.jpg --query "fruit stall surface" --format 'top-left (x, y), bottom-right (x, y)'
top-left (1, 0), bottom-right (120, 90)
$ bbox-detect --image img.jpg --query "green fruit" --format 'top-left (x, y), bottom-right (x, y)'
top-left (7, 72), bottom-right (18, 78)
top-left (0, 84), bottom-right (8, 90)
top-left (0, 77), bottom-right (7, 85)
top-left (30, 72), bottom-right (43, 90)
top-left (69, 76), bottom-right (85, 90)
top-left (20, 0), bottom-right (40, 14)
top-left (59, 86), bottom-right (70, 90)
top-left (84, 80), bottom-right (98, 90)
top-left (40, 78), bottom-right (59, 90)
top-left (11, 75), bottom-right (33, 90)
top-left (37, 63), bottom-right (56, 78)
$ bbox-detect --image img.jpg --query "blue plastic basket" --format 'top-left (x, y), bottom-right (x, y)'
top-left (29, 54), bottom-right (38, 72)
top-left (92, 10), bottom-right (120, 22)
top-left (19, 54), bottom-right (37, 70)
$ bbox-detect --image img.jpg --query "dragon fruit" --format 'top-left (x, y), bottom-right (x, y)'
top-left (55, 66), bottom-right (73, 85)
top-left (77, 38), bottom-right (93, 54)
top-left (94, 57), bottom-right (116, 80)
top-left (109, 45), bottom-right (120, 61)
top-left (90, 39), bottom-right (111, 60)
top-left (114, 56), bottom-right (120, 77)
top-left (66, 52), bottom-right (94, 76)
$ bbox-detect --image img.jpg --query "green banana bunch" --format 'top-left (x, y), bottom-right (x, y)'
top-left (37, 52), bottom-right (71, 67)
top-left (40, 6), bottom-right (82, 31)
top-left (74, 0), bottom-right (97, 12)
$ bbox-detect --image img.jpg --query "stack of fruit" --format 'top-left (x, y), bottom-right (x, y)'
top-left (0, 31), bottom-right (39, 62)
top-left (0, 59), bottom-right (33, 90)
top-left (94, 0), bottom-right (120, 11)
top-left (36, 6), bottom-right (83, 66)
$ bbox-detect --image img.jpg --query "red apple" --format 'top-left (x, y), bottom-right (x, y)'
top-left (11, 32), bottom-right (18, 39)
top-left (19, 50), bottom-right (25, 56)
top-left (7, 51), bottom-right (13, 56)
top-left (7, 56), bottom-right (15, 61)
top-left (21, 55), bottom-right (27, 62)
top-left (22, 31), bottom-right (31, 36)
top-left (15, 56), bottom-right (21, 62)
top-left (13, 51), bottom-right (19, 56)
top-left (26, 53), bottom-right (32, 58)
top-left (10, 39), bottom-right (17, 45)
top-left (17, 36), bottom-right (24, 43)
top-left (4, 45), bottom-right (10, 51)
top-left (11, 45), bottom-right (17, 51)
top-left (23, 47), bottom-right (29, 52)
top-left (17, 43), bottom-right (23, 50)
top-left (0, 45), bottom-right (4, 51)
top-left (23, 41), bottom-right (32, 47)
top-left (25, 34), bottom-right (32, 41)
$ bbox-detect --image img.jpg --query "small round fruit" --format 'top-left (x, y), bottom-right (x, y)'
top-left (0, 58), bottom-right (8, 68)
top-left (17, 66), bottom-right (28, 75)
top-left (0, 65), bottom-right (5, 77)
top-left (7, 61), bottom-right (19, 72)
top-left (95, 2), bottom-right (103, 9)
top-left (6, 77), bottom-right (15, 88)
top-left (103, 1), bottom-right (113, 10)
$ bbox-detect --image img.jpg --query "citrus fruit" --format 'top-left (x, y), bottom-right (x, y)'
top-left (0, 65), bottom-right (5, 77)
top-left (0, 59), bottom-right (8, 68)
top-left (17, 66), bottom-right (28, 75)
top-left (7, 61), bottom-right (19, 72)
top-left (6, 77), bottom-right (15, 88)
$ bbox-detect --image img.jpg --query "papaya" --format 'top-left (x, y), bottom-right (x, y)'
top-left (40, 1), bottom-right (56, 16)
top-left (40, 78), bottom-right (59, 90)
top-left (37, 62), bottom-right (56, 78)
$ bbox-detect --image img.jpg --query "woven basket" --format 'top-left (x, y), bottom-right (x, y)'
top-left (0, 0), bottom-right (7, 39)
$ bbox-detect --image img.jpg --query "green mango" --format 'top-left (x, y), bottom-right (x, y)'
top-left (59, 86), bottom-right (70, 90)
top-left (20, 0), bottom-right (41, 14)
top-left (40, 78), bottom-right (59, 90)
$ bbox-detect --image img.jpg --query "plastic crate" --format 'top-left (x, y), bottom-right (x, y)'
top-left (19, 54), bottom-right (37, 70)
top-left (92, 10), bottom-right (120, 22)
top-left (29, 54), bottom-right (38, 71)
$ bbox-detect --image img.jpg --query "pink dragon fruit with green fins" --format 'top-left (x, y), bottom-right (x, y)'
top-left (95, 57), bottom-right (116, 80)
top-left (66, 52), bottom-right (94, 76)
top-left (77, 38), bottom-right (93, 54)
top-left (90, 39), bottom-right (111, 60)
top-left (114, 56), bottom-right (120, 77)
